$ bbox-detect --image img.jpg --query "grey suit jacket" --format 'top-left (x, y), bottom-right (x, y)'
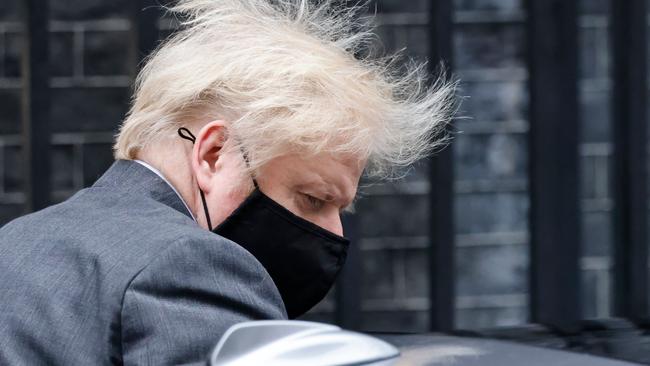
top-left (0, 159), bottom-right (287, 365)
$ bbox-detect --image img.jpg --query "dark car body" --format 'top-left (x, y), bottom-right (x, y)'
top-left (378, 334), bottom-right (642, 366)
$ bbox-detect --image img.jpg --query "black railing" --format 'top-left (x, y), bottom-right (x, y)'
top-left (427, 0), bottom-right (456, 333)
top-left (20, 0), bottom-right (51, 212)
top-left (527, 0), bottom-right (581, 333)
top-left (611, 0), bottom-right (649, 323)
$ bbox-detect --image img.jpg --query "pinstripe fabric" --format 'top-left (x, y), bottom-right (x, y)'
top-left (0, 159), bottom-right (287, 365)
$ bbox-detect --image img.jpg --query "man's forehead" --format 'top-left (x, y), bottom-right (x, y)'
top-left (263, 152), bottom-right (364, 194)
top-left (292, 153), bottom-right (364, 180)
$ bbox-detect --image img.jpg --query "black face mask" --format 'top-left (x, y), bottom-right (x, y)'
top-left (178, 128), bottom-right (350, 319)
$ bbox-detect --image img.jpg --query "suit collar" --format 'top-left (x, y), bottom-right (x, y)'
top-left (132, 159), bottom-right (197, 222)
top-left (93, 159), bottom-right (194, 221)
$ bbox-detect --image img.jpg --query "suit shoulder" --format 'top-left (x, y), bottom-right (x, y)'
top-left (133, 225), bottom-right (272, 280)
top-left (0, 186), bottom-right (204, 283)
top-left (123, 225), bottom-right (287, 318)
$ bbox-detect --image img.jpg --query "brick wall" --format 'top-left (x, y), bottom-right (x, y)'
top-left (578, 0), bottom-right (613, 319)
top-left (0, 0), bottom-right (132, 223)
top-left (0, 0), bottom-right (622, 332)
top-left (451, 0), bottom-right (530, 329)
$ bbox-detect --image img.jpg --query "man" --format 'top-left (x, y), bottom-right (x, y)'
top-left (0, 0), bottom-right (453, 364)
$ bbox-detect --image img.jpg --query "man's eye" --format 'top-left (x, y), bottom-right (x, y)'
top-left (303, 194), bottom-right (325, 210)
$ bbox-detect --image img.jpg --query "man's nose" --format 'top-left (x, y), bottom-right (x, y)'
top-left (322, 211), bottom-right (344, 237)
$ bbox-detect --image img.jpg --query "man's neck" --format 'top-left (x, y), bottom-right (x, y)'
top-left (135, 147), bottom-right (199, 223)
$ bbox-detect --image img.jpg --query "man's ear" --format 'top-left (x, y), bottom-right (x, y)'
top-left (192, 121), bottom-right (227, 193)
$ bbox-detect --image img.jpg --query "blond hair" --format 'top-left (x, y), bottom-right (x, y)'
top-left (114, 0), bottom-right (455, 178)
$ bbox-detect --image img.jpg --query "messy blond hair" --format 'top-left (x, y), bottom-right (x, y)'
top-left (114, 0), bottom-right (455, 178)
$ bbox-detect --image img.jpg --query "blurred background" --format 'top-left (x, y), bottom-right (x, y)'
top-left (1, 0), bottom-right (647, 347)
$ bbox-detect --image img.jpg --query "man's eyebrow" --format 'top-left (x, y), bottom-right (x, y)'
top-left (313, 171), bottom-right (359, 213)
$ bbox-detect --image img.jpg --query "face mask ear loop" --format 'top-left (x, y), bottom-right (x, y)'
top-left (198, 190), bottom-right (213, 230)
top-left (178, 128), bottom-right (213, 231)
